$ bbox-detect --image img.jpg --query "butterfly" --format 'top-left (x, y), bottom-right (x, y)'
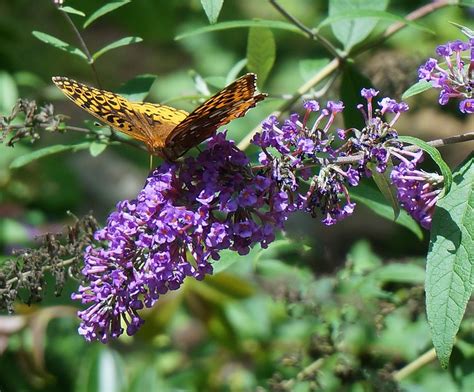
top-left (52, 74), bottom-right (266, 161)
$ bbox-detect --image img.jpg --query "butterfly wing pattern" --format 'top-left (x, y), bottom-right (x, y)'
top-left (52, 74), bottom-right (266, 161)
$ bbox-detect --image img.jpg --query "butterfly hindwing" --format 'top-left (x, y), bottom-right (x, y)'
top-left (165, 73), bottom-right (267, 159)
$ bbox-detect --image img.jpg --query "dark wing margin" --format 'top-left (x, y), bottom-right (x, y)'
top-left (164, 73), bottom-right (267, 160)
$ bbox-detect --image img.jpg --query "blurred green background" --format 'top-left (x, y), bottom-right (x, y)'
top-left (1, 1), bottom-right (473, 391)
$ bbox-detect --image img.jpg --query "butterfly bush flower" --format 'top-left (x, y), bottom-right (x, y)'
top-left (418, 37), bottom-right (474, 113)
top-left (73, 133), bottom-right (291, 342)
top-left (391, 155), bottom-right (444, 229)
top-left (252, 90), bottom-right (411, 225)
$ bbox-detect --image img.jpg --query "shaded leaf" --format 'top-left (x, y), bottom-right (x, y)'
top-left (83, 0), bottom-right (131, 28)
top-left (246, 27), bottom-right (275, 87)
top-left (350, 181), bottom-right (423, 239)
top-left (402, 80), bottom-right (433, 100)
top-left (92, 36), bottom-right (143, 61)
top-left (340, 63), bottom-right (372, 131)
top-left (116, 74), bottom-right (157, 101)
top-left (398, 135), bottom-right (452, 195)
top-left (175, 19), bottom-right (304, 40)
top-left (328, 0), bottom-right (389, 50)
top-left (10, 143), bottom-right (90, 169)
top-left (426, 154), bottom-right (474, 368)
top-left (200, 0), bottom-right (224, 24)
top-left (32, 31), bottom-right (87, 61)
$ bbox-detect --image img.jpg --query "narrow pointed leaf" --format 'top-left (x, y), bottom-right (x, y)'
top-left (426, 155), bottom-right (474, 368)
top-left (225, 59), bottom-right (248, 85)
top-left (59, 6), bottom-right (86, 17)
top-left (402, 80), bottom-right (433, 100)
top-left (10, 143), bottom-right (91, 169)
top-left (32, 31), bottom-right (87, 60)
top-left (246, 27), bottom-right (275, 87)
top-left (92, 36), bottom-right (143, 61)
top-left (368, 161), bottom-right (400, 220)
top-left (83, 0), bottom-right (131, 28)
top-left (175, 19), bottom-right (303, 40)
top-left (200, 0), bottom-right (224, 24)
top-left (398, 135), bottom-right (452, 195)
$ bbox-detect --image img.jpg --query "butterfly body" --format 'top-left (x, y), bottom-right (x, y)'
top-left (52, 74), bottom-right (266, 160)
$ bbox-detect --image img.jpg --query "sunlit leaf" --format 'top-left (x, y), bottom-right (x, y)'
top-left (328, 0), bottom-right (389, 50)
top-left (10, 143), bottom-right (91, 169)
top-left (59, 6), bottom-right (85, 17)
top-left (426, 154), bottom-right (474, 368)
top-left (89, 142), bottom-right (108, 157)
top-left (298, 58), bottom-right (330, 81)
top-left (83, 0), bottom-right (131, 28)
top-left (402, 80), bottom-right (433, 100)
top-left (246, 27), bottom-right (275, 87)
top-left (175, 19), bottom-right (304, 40)
top-left (200, 0), bottom-right (224, 24)
top-left (398, 135), bottom-right (452, 195)
top-left (32, 31), bottom-right (87, 61)
top-left (92, 36), bottom-right (143, 61)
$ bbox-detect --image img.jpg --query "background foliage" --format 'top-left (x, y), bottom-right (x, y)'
top-left (0, 0), bottom-right (473, 391)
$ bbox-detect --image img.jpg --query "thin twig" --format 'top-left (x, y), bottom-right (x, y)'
top-left (58, 8), bottom-right (102, 88)
top-left (282, 358), bottom-right (325, 390)
top-left (269, 0), bottom-right (340, 59)
top-left (392, 348), bottom-right (437, 381)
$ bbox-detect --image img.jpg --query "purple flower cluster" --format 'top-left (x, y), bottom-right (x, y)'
top-left (252, 89), bottom-right (411, 225)
top-left (72, 133), bottom-right (291, 342)
top-left (391, 152), bottom-right (443, 229)
top-left (418, 37), bottom-right (474, 113)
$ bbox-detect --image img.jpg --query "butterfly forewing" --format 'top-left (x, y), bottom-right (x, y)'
top-left (165, 73), bottom-right (267, 159)
top-left (53, 73), bottom-right (266, 160)
top-left (52, 77), bottom-right (188, 151)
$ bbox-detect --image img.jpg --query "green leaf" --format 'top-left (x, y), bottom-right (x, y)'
top-left (372, 262), bottom-right (425, 284)
top-left (369, 161), bottom-right (400, 220)
top-left (340, 63), bottom-right (373, 131)
top-left (401, 80), bottom-right (433, 100)
top-left (59, 6), bottom-right (85, 17)
top-left (200, 0), bottom-right (224, 24)
top-left (319, 10), bottom-right (433, 48)
top-left (9, 143), bottom-right (90, 169)
top-left (92, 36), bottom-right (143, 61)
top-left (298, 58), bottom-right (330, 81)
top-left (426, 154), bottom-right (474, 368)
top-left (246, 27), bottom-right (275, 87)
top-left (32, 31), bottom-right (87, 61)
top-left (116, 74), bottom-right (157, 101)
top-left (225, 58), bottom-right (248, 85)
top-left (89, 142), bottom-right (108, 157)
top-left (83, 0), bottom-right (131, 28)
top-left (175, 19), bottom-right (304, 40)
top-left (328, 0), bottom-right (389, 50)
top-left (398, 135), bottom-right (453, 195)
top-left (0, 71), bottom-right (18, 114)
top-left (78, 348), bottom-right (127, 392)
top-left (350, 181), bottom-right (423, 240)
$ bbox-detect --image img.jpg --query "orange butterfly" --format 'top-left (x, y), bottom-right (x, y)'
top-left (52, 74), bottom-right (266, 161)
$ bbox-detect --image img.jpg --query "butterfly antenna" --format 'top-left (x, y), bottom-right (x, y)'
top-left (149, 154), bottom-right (154, 170)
